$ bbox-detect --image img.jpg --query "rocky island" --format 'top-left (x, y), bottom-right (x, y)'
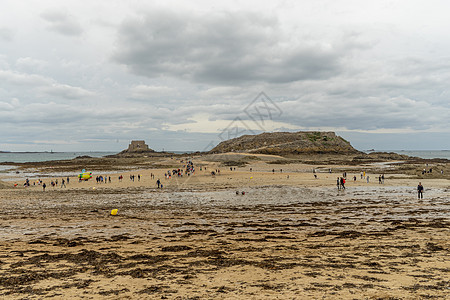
top-left (210, 131), bottom-right (361, 155)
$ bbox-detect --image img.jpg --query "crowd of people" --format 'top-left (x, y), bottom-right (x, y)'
top-left (95, 176), bottom-right (111, 183)
top-left (21, 173), bottom-right (146, 191)
top-left (156, 160), bottom-right (199, 187)
top-left (17, 161), bottom-right (435, 199)
top-left (22, 177), bottom-right (71, 190)
top-left (336, 171), bottom-right (387, 191)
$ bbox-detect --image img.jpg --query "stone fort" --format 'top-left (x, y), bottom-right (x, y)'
top-left (126, 140), bottom-right (154, 152)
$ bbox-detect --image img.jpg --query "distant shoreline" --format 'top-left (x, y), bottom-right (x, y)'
top-left (1, 150), bottom-right (450, 164)
top-left (0, 150), bottom-right (195, 164)
top-left (0, 150), bottom-right (195, 154)
top-left (0, 151), bottom-right (112, 154)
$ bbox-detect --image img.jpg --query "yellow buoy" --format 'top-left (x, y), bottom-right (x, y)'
top-left (92, 187), bottom-right (96, 190)
top-left (250, 176), bottom-right (253, 179)
top-left (111, 209), bottom-right (118, 216)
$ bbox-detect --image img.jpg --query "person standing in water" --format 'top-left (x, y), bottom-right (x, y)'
top-left (417, 182), bottom-right (424, 199)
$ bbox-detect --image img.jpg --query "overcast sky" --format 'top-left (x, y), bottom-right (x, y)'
top-left (1, 0), bottom-right (449, 152)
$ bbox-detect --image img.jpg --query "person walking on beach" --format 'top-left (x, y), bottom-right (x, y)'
top-left (61, 179), bottom-right (66, 188)
top-left (366, 176), bottom-right (370, 183)
top-left (42, 183), bottom-right (46, 191)
top-left (417, 182), bottom-right (424, 199)
top-left (337, 177), bottom-right (341, 190)
top-left (340, 177), bottom-right (345, 190)
top-left (156, 179), bottom-right (161, 189)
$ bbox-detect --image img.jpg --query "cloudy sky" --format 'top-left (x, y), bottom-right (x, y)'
top-left (1, 0), bottom-right (449, 152)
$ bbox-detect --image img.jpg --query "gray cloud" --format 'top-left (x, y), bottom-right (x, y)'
top-left (0, 69), bottom-right (95, 101)
top-left (0, 69), bottom-right (51, 86)
top-left (278, 96), bottom-right (445, 131)
top-left (15, 57), bottom-right (47, 72)
top-left (113, 10), bottom-right (354, 85)
top-left (0, 101), bottom-right (14, 111)
top-left (41, 10), bottom-right (83, 36)
top-left (131, 84), bottom-right (177, 99)
top-left (1, 2), bottom-right (450, 151)
top-left (0, 27), bottom-right (13, 41)
top-left (39, 84), bottom-right (94, 100)
top-left (0, 102), bottom-right (151, 129)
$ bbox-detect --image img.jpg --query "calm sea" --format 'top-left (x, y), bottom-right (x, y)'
top-left (0, 151), bottom-right (193, 165)
top-left (0, 152), bottom-right (116, 163)
top-left (368, 150), bottom-right (450, 160)
top-left (1, 150), bottom-right (448, 164)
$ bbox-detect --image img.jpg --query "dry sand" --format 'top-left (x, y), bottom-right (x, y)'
top-left (0, 155), bottom-right (449, 299)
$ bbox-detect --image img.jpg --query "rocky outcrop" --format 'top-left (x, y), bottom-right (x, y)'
top-left (209, 131), bottom-right (361, 155)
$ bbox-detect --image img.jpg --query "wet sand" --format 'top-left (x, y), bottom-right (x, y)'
top-left (0, 156), bottom-right (449, 299)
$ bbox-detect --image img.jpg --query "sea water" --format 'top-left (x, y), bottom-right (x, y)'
top-left (386, 150), bottom-right (450, 160)
top-left (0, 152), bottom-right (116, 163)
top-left (1, 150), bottom-right (449, 164)
top-left (0, 151), bottom-right (195, 163)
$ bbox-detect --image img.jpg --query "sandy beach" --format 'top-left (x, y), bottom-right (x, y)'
top-left (0, 153), bottom-right (449, 299)
top-left (4, 0), bottom-right (450, 298)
